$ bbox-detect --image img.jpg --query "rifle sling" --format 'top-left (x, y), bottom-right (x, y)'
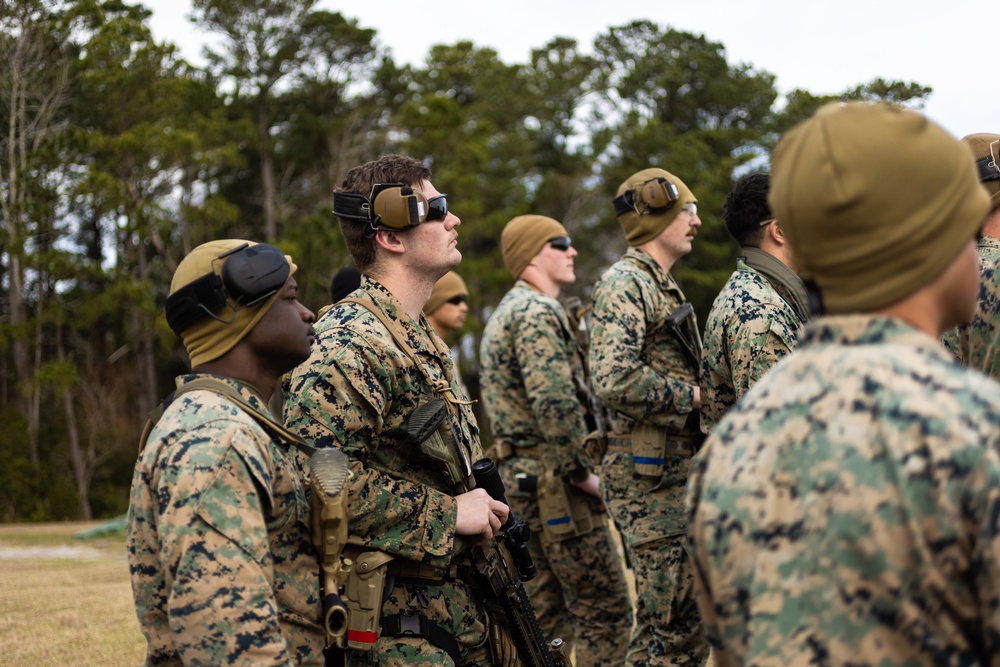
top-left (138, 377), bottom-right (316, 458)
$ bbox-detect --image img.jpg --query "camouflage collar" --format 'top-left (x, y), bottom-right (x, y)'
top-left (623, 247), bottom-right (672, 289)
top-left (177, 373), bottom-right (268, 412)
top-left (800, 314), bottom-right (951, 359)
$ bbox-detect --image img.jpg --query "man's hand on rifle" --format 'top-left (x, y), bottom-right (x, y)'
top-left (456, 488), bottom-right (510, 545)
top-left (571, 472), bottom-right (606, 510)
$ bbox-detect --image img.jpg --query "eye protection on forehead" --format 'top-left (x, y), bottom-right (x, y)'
top-left (165, 243), bottom-right (290, 336)
top-left (332, 183), bottom-right (449, 237)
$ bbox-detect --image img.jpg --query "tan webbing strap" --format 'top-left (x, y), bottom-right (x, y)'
top-left (339, 296), bottom-right (473, 410)
top-left (138, 377), bottom-right (316, 458)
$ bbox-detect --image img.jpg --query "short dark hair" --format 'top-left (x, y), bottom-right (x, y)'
top-left (723, 173), bottom-right (772, 247)
top-left (336, 155), bottom-right (433, 271)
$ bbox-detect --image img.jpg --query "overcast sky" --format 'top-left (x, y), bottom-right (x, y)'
top-left (142, 0), bottom-right (997, 140)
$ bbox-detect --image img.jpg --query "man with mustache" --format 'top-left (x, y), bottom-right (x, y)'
top-left (283, 154), bottom-right (509, 666)
top-left (588, 168), bottom-right (708, 666)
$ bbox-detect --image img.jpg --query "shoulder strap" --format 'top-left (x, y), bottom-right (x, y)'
top-left (339, 296), bottom-right (472, 410)
top-left (138, 377), bottom-right (316, 458)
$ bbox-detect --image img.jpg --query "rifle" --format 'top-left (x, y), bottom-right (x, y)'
top-left (564, 296), bottom-right (613, 462)
top-left (408, 400), bottom-right (568, 667)
top-left (664, 302), bottom-right (703, 368)
top-left (307, 448), bottom-right (352, 654)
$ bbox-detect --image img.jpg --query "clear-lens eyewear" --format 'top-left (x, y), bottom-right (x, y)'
top-left (681, 203), bottom-right (698, 217)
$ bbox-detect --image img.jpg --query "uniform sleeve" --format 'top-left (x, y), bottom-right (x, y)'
top-left (729, 309), bottom-right (796, 400)
top-left (285, 337), bottom-right (458, 569)
top-left (514, 300), bottom-right (590, 476)
top-left (155, 425), bottom-right (298, 666)
top-left (589, 273), bottom-right (694, 431)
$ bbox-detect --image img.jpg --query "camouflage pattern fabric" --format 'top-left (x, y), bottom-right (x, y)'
top-left (588, 248), bottom-right (707, 667)
top-left (283, 276), bottom-right (491, 666)
top-left (687, 314), bottom-right (1000, 667)
top-left (128, 374), bottom-right (325, 666)
top-left (700, 257), bottom-right (803, 433)
top-left (941, 235), bottom-right (1000, 381)
top-left (479, 280), bottom-right (632, 665)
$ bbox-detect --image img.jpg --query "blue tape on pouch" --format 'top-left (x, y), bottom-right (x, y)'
top-left (633, 457), bottom-right (665, 465)
top-left (546, 516), bottom-right (572, 526)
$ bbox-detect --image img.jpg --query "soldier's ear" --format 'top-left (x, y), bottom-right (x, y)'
top-left (374, 229), bottom-right (406, 255)
top-left (770, 220), bottom-right (787, 245)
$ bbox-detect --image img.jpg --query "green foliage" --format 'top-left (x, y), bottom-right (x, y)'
top-left (0, 1), bottom-right (934, 521)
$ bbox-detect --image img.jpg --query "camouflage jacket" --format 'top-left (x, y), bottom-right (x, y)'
top-left (128, 374), bottom-right (324, 666)
top-left (283, 276), bottom-right (480, 569)
top-left (588, 247), bottom-right (700, 435)
top-left (941, 235), bottom-right (1000, 381)
top-left (687, 314), bottom-right (1000, 667)
top-left (479, 279), bottom-right (590, 476)
top-left (700, 257), bottom-right (804, 433)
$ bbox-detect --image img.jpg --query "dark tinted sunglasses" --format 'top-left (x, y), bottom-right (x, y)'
top-left (426, 194), bottom-right (448, 222)
top-left (446, 294), bottom-right (467, 305)
top-left (548, 236), bottom-right (572, 251)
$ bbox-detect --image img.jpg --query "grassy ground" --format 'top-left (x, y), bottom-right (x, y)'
top-left (0, 521), bottom-right (145, 667)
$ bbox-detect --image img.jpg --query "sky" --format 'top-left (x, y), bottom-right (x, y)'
top-left (141, 0), bottom-right (998, 140)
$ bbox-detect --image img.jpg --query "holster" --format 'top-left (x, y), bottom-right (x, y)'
top-left (536, 471), bottom-right (602, 545)
top-left (342, 547), bottom-right (395, 652)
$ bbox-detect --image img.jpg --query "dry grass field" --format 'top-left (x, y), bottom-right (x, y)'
top-left (0, 521), bottom-right (145, 667)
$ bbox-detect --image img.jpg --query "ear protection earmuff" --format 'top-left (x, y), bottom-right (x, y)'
top-left (164, 243), bottom-right (290, 336)
top-left (332, 183), bottom-right (432, 237)
top-left (613, 177), bottom-right (680, 217)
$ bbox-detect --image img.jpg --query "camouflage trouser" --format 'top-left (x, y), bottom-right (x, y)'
top-left (601, 449), bottom-right (708, 667)
top-left (351, 579), bottom-right (493, 667)
top-left (501, 456), bottom-right (633, 667)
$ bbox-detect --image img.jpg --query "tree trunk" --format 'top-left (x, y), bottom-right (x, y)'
top-left (258, 100), bottom-right (277, 242)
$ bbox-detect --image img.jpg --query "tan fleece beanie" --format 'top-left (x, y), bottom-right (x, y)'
top-left (615, 168), bottom-right (697, 246)
top-left (426, 271), bottom-right (469, 315)
top-left (170, 239), bottom-right (297, 367)
top-left (770, 102), bottom-right (989, 313)
top-left (961, 133), bottom-right (1000, 211)
top-left (501, 215), bottom-right (568, 278)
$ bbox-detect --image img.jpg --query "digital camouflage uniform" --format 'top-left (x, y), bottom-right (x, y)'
top-left (687, 314), bottom-right (1000, 666)
top-left (128, 374), bottom-right (325, 666)
top-left (283, 276), bottom-right (491, 667)
top-left (589, 247), bottom-right (707, 667)
top-left (700, 257), bottom-right (805, 432)
top-left (941, 235), bottom-right (1000, 381)
top-left (479, 280), bottom-right (632, 666)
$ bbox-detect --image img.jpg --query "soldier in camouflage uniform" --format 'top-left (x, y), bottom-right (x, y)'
top-left (479, 215), bottom-right (632, 666)
top-left (589, 169), bottom-right (708, 666)
top-left (128, 240), bottom-right (325, 665)
top-left (700, 172), bottom-right (810, 433)
top-left (941, 132), bottom-right (1000, 380)
top-left (283, 155), bottom-right (509, 667)
top-left (687, 102), bottom-right (1000, 666)
top-left (426, 270), bottom-right (469, 340)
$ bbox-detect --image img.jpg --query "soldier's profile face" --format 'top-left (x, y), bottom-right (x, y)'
top-left (245, 276), bottom-right (316, 372)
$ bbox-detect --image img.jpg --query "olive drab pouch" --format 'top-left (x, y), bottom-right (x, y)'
top-left (581, 429), bottom-right (608, 469)
top-left (536, 471), bottom-right (596, 544)
top-left (343, 549), bottom-right (395, 652)
top-left (631, 423), bottom-right (666, 478)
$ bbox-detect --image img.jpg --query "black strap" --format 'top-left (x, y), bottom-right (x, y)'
top-left (381, 613), bottom-right (464, 666)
